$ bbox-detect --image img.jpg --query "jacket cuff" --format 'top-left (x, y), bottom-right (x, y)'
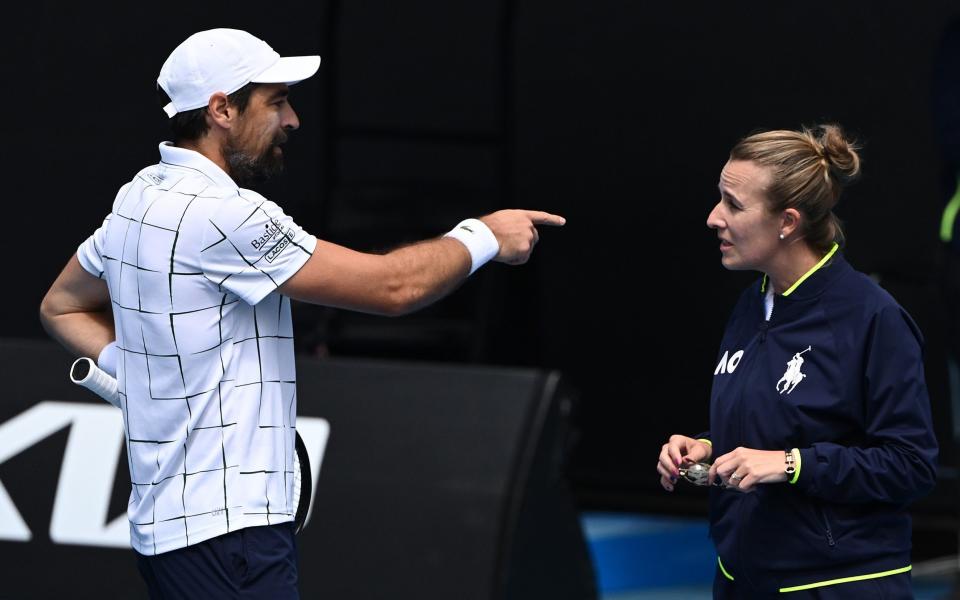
top-left (792, 448), bottom-right (814, 488)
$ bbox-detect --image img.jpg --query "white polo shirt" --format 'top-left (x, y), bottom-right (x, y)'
top-left (77, 142), bottom-right (317, 555)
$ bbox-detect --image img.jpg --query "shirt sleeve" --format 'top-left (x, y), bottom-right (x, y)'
top-left (200, 191), bottom-right (317, 305)
top-left (793, 305), bottom-right (939, 505)
top-left (76, 214), bottom-right (111, 278)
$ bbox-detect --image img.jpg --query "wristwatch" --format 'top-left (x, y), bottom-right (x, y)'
top-left (784, 449), bottom-right (796, 475)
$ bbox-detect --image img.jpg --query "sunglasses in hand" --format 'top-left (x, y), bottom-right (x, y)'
top-left (678, 462), bottom-right (726, 487)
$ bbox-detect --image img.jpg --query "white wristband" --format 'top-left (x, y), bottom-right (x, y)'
top-left (97, 341), bottom-right (118, 378)
top-left (444, 219), bottom-right (500, 275)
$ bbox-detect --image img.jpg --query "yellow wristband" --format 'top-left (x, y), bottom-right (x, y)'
top-left (788, 448), bottom-right (801, 484)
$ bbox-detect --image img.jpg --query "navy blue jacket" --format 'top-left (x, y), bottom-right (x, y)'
top-left (703, 254), bottom-right (938, 593)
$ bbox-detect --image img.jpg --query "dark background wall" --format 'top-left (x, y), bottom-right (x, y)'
top-left (7, 1), bottom-right (960, 526)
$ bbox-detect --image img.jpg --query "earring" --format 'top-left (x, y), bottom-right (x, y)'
top-left (779, 233), bottom-right (785, 240)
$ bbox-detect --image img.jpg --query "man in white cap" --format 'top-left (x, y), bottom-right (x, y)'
top-left (39, 28), bottom-right (563, 598)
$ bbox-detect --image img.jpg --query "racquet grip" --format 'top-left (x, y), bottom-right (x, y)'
top-left (70, 357), bottom-right (121, 408)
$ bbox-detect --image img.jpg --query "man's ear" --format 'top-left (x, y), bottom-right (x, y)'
top-left (206, 92), bottom-right (233, 130)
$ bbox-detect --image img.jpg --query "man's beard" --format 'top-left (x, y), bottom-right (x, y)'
top-left (224, 131), bottom-right (287, 187)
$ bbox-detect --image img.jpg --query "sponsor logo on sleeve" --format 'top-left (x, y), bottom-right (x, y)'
top-left (251, 218), bottom-right (288, 250)
top-left (265, 235), bottom-right (292, 263)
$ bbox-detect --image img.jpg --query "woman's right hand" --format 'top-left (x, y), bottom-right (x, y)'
top-left (657, 435), bottom-right (713, 492)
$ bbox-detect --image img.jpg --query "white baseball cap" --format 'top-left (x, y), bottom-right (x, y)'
top-left (157, 28), bottom-right (321, 118)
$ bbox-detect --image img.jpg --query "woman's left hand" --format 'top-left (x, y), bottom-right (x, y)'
top-left (708, 447), bottom-right (788, 492)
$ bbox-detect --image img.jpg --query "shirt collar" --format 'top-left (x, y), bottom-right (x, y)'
top-left (760, 243), bottom-right (847, 299)
top-left (158, 141), bottom-right (237, 189)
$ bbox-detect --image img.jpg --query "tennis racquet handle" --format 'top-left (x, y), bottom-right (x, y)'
top-left (70, 357), bottom-right (121, 408)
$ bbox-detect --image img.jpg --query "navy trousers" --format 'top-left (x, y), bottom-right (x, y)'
top-left (135, 523), bottom-right (299, 600)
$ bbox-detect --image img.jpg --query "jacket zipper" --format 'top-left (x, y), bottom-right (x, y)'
top-left (758, 321), bottom-right (769, 342)
top-left (759, 293), bottom-right (773, 340)
top-left (731, 322), bottom-right (770, 582)
top-left (817, 506), bottom-right (836, 547)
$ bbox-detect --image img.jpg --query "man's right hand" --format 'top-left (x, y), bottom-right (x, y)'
top-left (280, 209), bottom-right (565, 316)
top-left (479, 210), bottom-right (566, 265)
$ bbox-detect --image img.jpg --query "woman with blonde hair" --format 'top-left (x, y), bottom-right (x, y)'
top-left (657, 125), bottom-right (938, 598)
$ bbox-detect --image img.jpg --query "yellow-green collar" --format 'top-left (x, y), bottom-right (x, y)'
top-left (760, 242), bottom-right (839, 296)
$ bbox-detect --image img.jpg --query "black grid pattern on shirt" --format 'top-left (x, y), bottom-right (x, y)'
top-left (99, 170), bottom-right (309, 551)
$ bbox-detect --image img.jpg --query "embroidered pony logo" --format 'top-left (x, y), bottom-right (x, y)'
top-left (776, 346), bottom-right (811, 395)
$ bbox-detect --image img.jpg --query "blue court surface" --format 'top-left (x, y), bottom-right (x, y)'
top-left (580, 512), bottom-right (956, 599)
